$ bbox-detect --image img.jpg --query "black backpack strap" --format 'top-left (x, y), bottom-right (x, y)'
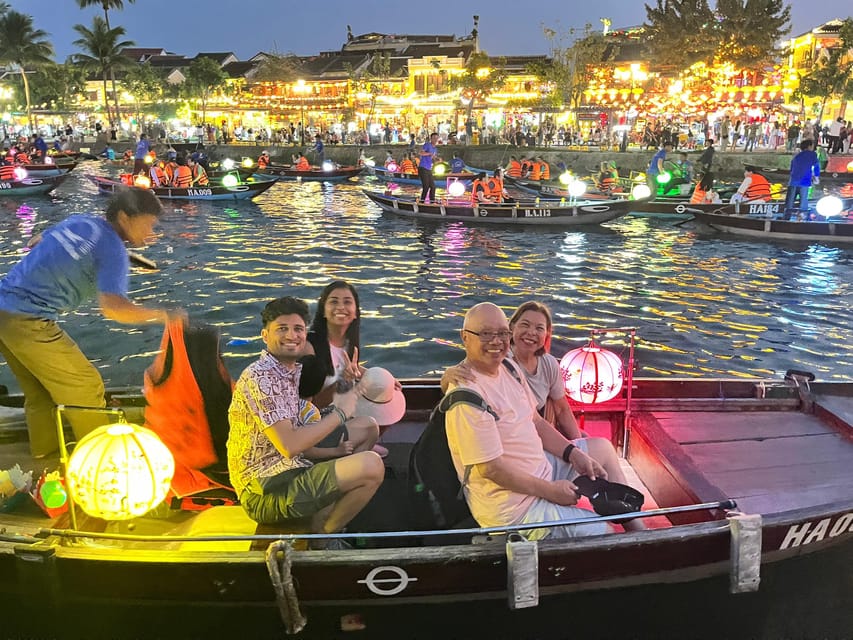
top-left (502, 358), bottom-right (523, 386)
top-left (439, 388), bottom-right (497, 495)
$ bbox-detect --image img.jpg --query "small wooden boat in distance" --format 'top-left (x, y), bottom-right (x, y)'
top-left (0, 173), bottom-right (69, 196)
top-left (258, 163), bottom-right (364, 182)
top-left (85, 174), bottom-right (277, 201)
top-left (363, 189), bottom-right (642, 226)
top-left (691, 207), bottom-right (853, 243)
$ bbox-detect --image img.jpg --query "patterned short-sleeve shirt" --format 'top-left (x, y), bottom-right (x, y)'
top-left (227, 351), bottom-right (311, 496)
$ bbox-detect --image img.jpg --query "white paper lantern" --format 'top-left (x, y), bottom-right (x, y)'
top-left (222, 174), bottom-right (239, 187)
top-left (559, 342), bottom-right (624, 404)
top-left (632, 184), bottom-right (652, 200)
top-left (568, 180), bottom-right (587, 198)
top-left (815, 195), bottom-right (843, 218)
top-left (447, 179), bottom-right (465, 197)
top-left (67, 423), bottom-right (174, 520)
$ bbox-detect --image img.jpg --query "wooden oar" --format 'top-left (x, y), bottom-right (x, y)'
top-left (128, 251), bottom-right (158, 270)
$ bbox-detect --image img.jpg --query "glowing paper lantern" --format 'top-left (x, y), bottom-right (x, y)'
top-left (363, 158), bottom-right (376, 167)
top-left (632, 184), bottom-right (652, 199)
top-left (847, 161), bottom-right (853, 172)
top-left (559, 171), bottom-right (573, 185)
top-left (447, 179), bottom-right (465, 197)
top-left (656, 171), bottom-right (672, 185)
top-left (222, 174), bottom-right (239, 187)
top-left (133, 174), bottom-right (151, 188)
top-left (386, 162), bottom-right (399, 172)
top-left (12, 166), bottom-right (27, 181)
top-left (241, 157), bottom-right (254, 168)
top-left (45, 157), bottom-right (54, 165)
top-left (144, 154), bottom-right (154, 165)
top-left (433, 163), bottom-right (447, 177)
top-left (816, 195), bottom-right (843, 218)
top-left (222, 158), bottom-right (235, 170)
top-left (568, 180), bottom-right (587, 198)
top-left (559, 341), bottom-right (624, 404)
top-left (67, 423), bottom-right (174, 520)
top-left (322, 160), bottom-right (335, 172)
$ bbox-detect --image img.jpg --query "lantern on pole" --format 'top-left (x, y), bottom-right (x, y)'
top-left (559, 338), bottom-right (624, 404)
top-left (66, 422), bottom-right (174, 521)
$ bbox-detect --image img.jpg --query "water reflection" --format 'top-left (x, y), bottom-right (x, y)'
top-left (1, 164), bottom-right (852, 390)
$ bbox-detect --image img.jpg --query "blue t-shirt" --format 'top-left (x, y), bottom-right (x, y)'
top-left (135, 138), bottom-right (151, 160)
top-left (450, 157), bottom-right (465, 173)
top-left (648, 149), bottom-right (667, 176)
top-left (314, 140), bottom-right (324, 154)
top-left (420, 142), bottom-right (437, 170)
top-left (0, 215), bottom-right (128, 319)
top-left (788, 150), bottom-right (820, 187)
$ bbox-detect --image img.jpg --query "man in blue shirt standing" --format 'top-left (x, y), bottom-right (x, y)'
top-left (311, 134), bottom-right (325, 165)
top-left (133, 133), bottom-right (151, 175)
top-left (0, 189), bottom-right (182, 458)
top-left (419, 132), bottom-right (440, 203)
top-left (785, 140), bottom-right (820, 219)
top-left (647, 142), bottom-right (672, 193)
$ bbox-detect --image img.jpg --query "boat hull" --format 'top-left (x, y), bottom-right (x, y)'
top-left (371, 166), bottom-right (474, 187)
top-left (692, 209), bottom-right (853, 242)
top-left (0, 174), bottom-right (68, 196)
top-left (363, 190), bottom-right (639, 225)
top-left (259, 165), bottom-right (364, 182)
top-left (86, 175), bottom-right (277, 200)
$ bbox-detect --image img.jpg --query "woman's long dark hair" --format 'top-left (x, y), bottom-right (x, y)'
top-left (308, 280), bottom-right (361, 377)
top-left (698, 171), bottom-right (715, 192)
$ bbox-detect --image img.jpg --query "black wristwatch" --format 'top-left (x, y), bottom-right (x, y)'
top-left (562, 443), bottom-right (577, 463)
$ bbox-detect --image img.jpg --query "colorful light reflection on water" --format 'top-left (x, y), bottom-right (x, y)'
top-left (1, 164), bottom-right (853, 392)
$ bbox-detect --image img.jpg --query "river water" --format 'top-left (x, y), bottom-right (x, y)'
top-left (1, 161), bottom-right (852, 392)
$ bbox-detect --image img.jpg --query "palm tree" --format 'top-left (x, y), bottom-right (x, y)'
top-left (71, 17), bottom-right (134, 129)
top-left (0, 10), bottom-right (54, 131)
top-left (76, 0), bottom-right (136, 127)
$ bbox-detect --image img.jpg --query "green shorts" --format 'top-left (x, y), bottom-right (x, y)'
top-left (241, 460), bottom-right (339, 524)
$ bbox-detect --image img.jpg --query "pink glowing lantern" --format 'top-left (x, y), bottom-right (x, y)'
top-left (559, 339), bottom-right (624, 403)
top-left (387, 162), bottom-right (399, 172)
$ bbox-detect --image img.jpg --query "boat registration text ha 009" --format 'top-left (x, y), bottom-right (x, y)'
top-left (187, 188), bottom-right (213, 196)
top-left (523, 209), bottom-right (552, 218)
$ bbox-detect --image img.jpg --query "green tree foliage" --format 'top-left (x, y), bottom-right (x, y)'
top-left (71, 16), bottom-right (134, 127)
top-left (346, 52), bottom-right (394, 133)
top-left (0, 10), bottom-right (54, 130)
top-left (715, 0), bottom-right (791, 66)
top-left (643, 0), bottom-right (717, 67)
top-left (450, 51), bottom-right (507, 138)
top-left (644, 0), bottom-right (790, 68)
top-left (184, 57), bottom-right (227, 126)
top-left (253, 53), bottom-right (302, 83)
top-left (27, 62), bottom-right (87, 110)
top-left (796, 18), bottom-right (853, 120)
top-left (124, 63), bottom-right (163, 133)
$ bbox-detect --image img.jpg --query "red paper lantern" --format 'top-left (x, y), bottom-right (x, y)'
top-left (559, 340), bottom-right (624, 403)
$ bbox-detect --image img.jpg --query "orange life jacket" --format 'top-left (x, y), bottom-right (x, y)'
top-left (471, 179), bottom-right (491, 204)
top-left (840, 183), bottom-right (853, 198)
top-left (192, 164), bottom-right (209, 186)
top-left (400, 158), bottom-right (416, 174)
top-left (295, 157), bottom-right (310, 171)
top-left (14, 153), bottom-right (30, 164)
top-left (744, 173), bottom-right (771, 202)
top-left (123, 150), bottom-right (133, 161)
top-left (258, 155), bottom-right (269, 169)
top-left (521, 160), bottom-right (532, 177)
top-left (539, 163), bottom-right (550, 180)
top-left (172, 165), bottom-right (192, 188)
top-left (599, 172), bottom-right (617, 192)
top-left (144, 320), bottom-right (235, 500)
top-left (486, 176), bottom-right (504, 203)
top-left (690, 184), bottom-right (708, 204)
top-left (120, 172), bottom-right (134, 185)
top-left (507, 160), bottom-right (522, 178)
top-left (164, 161), bottom-right (177, 183)
top-left (150, 164), bottom-right (167, 186)
top-left (529, 161), bottom-right (542, 181)
top-left (0, 164), bottom-right (16, 181)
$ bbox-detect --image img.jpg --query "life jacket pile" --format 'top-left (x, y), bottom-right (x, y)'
top-left (529, 160), bottom-right (542, 181)
top-left (599, 171), bottom-right (617, 192)
top-left (257, 154), bottom-right (269, 169)
top-left (0, 163), bottom-right (16, 181)
top-left (400, 158), bottom-right (416, 174)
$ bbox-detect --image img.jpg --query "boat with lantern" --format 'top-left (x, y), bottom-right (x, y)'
top-left (85, 174), bottom-right (278, 201)
top-left (371, 164), bottom-right (474, 187)
top-left (0, 324), bottom-right (852, 640)
top-left (18, 161), bottom-right (79, 178)
top-left (0, 173), bottom-right (70, 197)
top-left (258, 162), bottom-right (364, 182)
top-left (362, 190), bottom-right (642, 226)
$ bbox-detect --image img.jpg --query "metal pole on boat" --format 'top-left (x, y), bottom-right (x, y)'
top-left (591, 327), bottom-right (636, 457)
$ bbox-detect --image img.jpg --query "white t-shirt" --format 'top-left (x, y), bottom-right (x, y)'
top-left (446, 364), bottom-right (551, 528)
top-left (322, 342), bottom-right (348, 389)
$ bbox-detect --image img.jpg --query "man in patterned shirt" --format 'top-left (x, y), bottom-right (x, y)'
top-left (227, 296), bottom-right (384, 547)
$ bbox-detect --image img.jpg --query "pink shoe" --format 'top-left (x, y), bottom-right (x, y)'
top-left (372, 443), bottom-right (389, 458)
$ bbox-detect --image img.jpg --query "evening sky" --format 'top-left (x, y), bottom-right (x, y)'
top-left (11, 0), bottom-right (851, 62)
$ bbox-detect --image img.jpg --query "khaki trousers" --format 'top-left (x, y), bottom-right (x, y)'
top-left (0, 310), bottom-right (107, 457)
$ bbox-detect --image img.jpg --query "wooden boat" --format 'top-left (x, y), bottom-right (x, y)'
top-left (258, 163), bottom-right (364, 182)
top-left (85, 174), bottom-right (278, 201)
top-left (758, 167), bottom-right (853, 188)
top-left (691, 207), bottom-right (853, 243)
top-left (1, 373), bottom-right (852, 639)
top-left (206, 167), bottom-right (255, 181)
top-left (0, 173), bottom-right (69, 196)
top-left (371, 165), bottom-right (474, 187)
top-left (363, 190), bottom-right (641, 226)
top-left (18, 161), bottom-right (78, 178)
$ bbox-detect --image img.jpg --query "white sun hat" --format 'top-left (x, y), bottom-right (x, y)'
top-left (352, 367), bottom-right (406, 426)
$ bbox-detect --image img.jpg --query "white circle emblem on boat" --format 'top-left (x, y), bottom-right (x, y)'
top-left (675, 204), bottom-right (686, 213)
top-left (357, 566), bottom-right (418, 596)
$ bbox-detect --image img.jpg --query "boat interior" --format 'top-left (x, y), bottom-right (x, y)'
top-left (2, 374), bottom-right (853, 553)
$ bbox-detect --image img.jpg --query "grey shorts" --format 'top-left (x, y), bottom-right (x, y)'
top-left (240, 460), bottom-right (339, 524)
